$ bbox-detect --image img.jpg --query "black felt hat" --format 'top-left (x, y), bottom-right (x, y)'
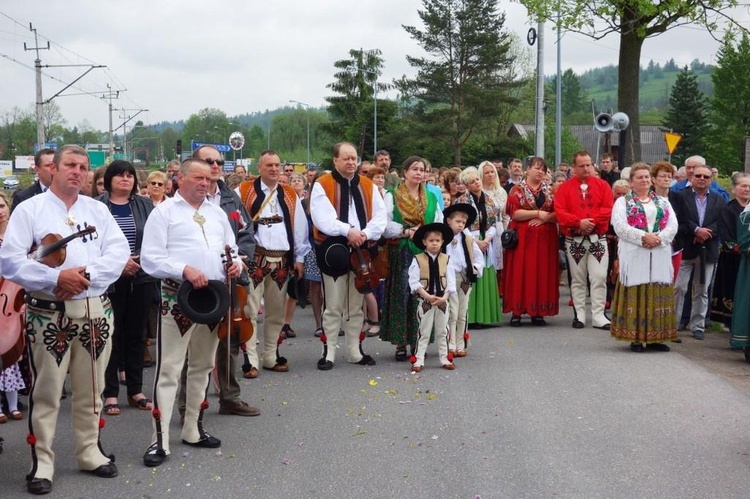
top-left (315, 236), bottom-right (350, 277)
top-left (412, 223), bottom-right (454, 251)
top-left (287, 273), bottom-right (308, 308)
top-left (442, 203), bottom-right (477, 228)
top-left (177, 280), bottom-right (230, 325)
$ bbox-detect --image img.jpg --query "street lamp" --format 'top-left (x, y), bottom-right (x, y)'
top-left (289, 100), bottom-right (311, 165)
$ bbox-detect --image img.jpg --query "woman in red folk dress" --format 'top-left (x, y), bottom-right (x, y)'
top-left (503, 157), bottom-right (560, 326)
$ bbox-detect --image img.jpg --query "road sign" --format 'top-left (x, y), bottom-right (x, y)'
top-left (664, 132), bottom-right (682, 154)
top-left (191, 141), bottom-right (231, 153)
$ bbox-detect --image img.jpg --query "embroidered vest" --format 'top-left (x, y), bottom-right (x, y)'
top-left (313, 172), bottom-right (375, 243)
top-left (415, 253), bottom-right (449, 293)
top-left (239, 181), bottom-right (297, 231)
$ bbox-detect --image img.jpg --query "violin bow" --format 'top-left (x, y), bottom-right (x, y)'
top-left (83, 273), bottom-right (98, 415)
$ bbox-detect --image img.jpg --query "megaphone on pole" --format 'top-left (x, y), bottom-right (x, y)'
top-left (594, 113), bottom-right (613, 132)
top-left (611, 112), bottom-right (630, 131)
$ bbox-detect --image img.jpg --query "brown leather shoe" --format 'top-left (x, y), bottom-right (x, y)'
top-left (243, 367), bottom-right (259, 379)
top-left (454, 350), bottom-right (467, 358)
top-left (262, 364), bottom-right (289, 373)
top-left (411, 365), bottom-right (422, 373)
top-left (218, 400), bottom-right (260, 417)
top-left (442, 363), bottom-right (456, 370)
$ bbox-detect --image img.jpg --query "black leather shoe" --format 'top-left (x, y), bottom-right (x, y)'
top-left (182, 433), bottom-right (221, 448)
top-left (356, 355), bottom-right (376, 366)
top-left (27, 478), bottom-right (52, 495)
top-left (593, 323), bottom-right (611, 331)
top-left (646, 343), bottom-right (670, 352)
top-left (143, 443), bottom-right (167, 467)
top-left (630, 342), bottom-right (645, 353)
top-left (317, 358), bottom-right (334, 371)
top-left (87, 462), bottom-right (118, 478)
top-left (395, 347), bottom-right (407, 362)
top-left (572, 320), bottom-right (584, 329)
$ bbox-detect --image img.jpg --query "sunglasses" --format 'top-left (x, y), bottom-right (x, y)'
top-left (693, 174), bottom-right (711, 179)
top-left (204, 158), bottom-right (225, 166)
top-left (150, 181), bottom-right (164, 187)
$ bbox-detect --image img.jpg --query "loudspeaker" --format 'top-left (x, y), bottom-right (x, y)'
top-left (595, 113), bottom-right (612, 133)
top-left (611, 112), bottom-right (630, 131)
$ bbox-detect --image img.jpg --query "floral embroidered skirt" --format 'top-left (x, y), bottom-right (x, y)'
top-left (610, 281), bottom-right (677, 344)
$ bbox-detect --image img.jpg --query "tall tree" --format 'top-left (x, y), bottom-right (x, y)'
top-left (325, 48), bottom-right (393, 159)
top-left (706, 30), bottom-right (750, 172)
top-left (517, 0), bottom-right (742, 167)
top-left (397, 0), bottom-right (519, 165)
top-left (548, 69), bottom-right (588, 117)
top-left (662, 67), bottom-right (708, 165)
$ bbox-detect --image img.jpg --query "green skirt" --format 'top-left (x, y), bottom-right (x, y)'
top-left (468, 265), bottom-right (502, 326)
top-left (610, 281), bottom-right (676, 343)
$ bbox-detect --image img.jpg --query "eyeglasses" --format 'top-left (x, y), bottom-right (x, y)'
top-left (284, 169), bottom-right (294, 173)
top-left (693, 174), bottom-right (711, 179)
top-left (150, 181), bottom-right (164, 187)
top-left (204, 158), bottom-right (225, 166)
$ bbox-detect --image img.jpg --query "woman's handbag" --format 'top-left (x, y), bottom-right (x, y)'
top-left (500, 229), bottom-right (518, 249)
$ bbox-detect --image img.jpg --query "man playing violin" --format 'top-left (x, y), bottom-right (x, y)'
top-left (236, 150), bottom-right (309, 377)
top-left (140, 158), bottom-right (242, 468)
top-left (310, 142), bottom-right (386, 370)
top-left (0, 144), bottom-right (130, 495)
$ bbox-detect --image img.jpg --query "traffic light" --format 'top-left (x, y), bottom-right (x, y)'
top-left (176, 139), bottom-right (183, 156)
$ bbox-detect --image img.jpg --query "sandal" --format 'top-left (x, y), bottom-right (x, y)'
top-left (314, 327), bottom-right (323, 338)
top-left (395, 347), bottom-right (407, 362)
top-left (104, 404), bottom-right (121, 416)
top-left (364, 320), bottom-right (380, 337)
top-left (281, 324), bottom-right (296, 338)
top-left (9, 410), bottom-right (23, 420)
top-left (0, 413), bottom-right (7, 424)
top-left (128, 396), bottom-right (153, 411)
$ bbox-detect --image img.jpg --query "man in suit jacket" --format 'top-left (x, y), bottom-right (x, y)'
top-left (673, 164), bottom-right (726, 339)
top-left (670, 154), bottom-right (729, 202)
top-left (11, 148), bottom-right (55, 212)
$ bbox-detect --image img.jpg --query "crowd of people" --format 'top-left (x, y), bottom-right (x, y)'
top-left (0, 143), bottom-right (749, 494)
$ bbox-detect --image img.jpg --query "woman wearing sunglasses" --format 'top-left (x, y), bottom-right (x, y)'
top-left (147, 171), bottom-right (168, 206)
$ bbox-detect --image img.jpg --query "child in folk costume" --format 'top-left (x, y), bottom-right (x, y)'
top-left (409, 223), bottom-right (457, 372)
top-left (443, 204), bottom-right (484, 358)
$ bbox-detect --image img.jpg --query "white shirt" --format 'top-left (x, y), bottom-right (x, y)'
top-left (408, 251), bottom-right (456, 296)
top-left (141, 191), bottom-right (240, 282)
top-left (240, 181), bottom-right (310, 263)
top-left (310, 174), bottom-right (386, 241)
top-left (444, 231), bottom-right (484, 279)
top-left (0, 190), bottom-right (129, 298)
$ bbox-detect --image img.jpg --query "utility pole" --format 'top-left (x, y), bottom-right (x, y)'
top-left (535, 21), bottom-right (545, 158)
top-left (103, 84), bottom-right (120, 158)
top-left (24, 23), bottom-right (49, 151)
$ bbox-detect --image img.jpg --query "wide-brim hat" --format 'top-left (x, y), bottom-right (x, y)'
top-left (287, 273), bottom-right (307, 308)
top-left (177, 280), bottom-right (230, 325)
top-left (443, 203), bottom-right (477, 227)
top-left (315, 236), bottom-right (350, 277)
top-left (413, 223), bottom-right (454, 251)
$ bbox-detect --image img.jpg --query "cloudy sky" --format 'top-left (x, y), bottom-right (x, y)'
top-left (1, 0), bottom-right (748, 132)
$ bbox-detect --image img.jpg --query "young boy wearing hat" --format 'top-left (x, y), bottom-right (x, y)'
top-left (409, 223), bottom-right (456, 372)
top-left (443, 204), bottom-right (484, 358)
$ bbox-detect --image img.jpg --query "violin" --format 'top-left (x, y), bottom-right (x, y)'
top-left (350, 245), bottom-right (380, 294)
top-left (29, 226), bottom-right (97, 267)
top-left (217, 245), bottom-right (254, 344)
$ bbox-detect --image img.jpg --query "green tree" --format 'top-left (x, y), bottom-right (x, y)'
top-left (706, 30), bottom-right (750, 172)
top-left (548, 69), bottom-right (588, 116)
top-left (397, 0), bottom-right (519, 165)
top-left (325, 48), bottom-right (393, 159)
top-left (662, 67), bottom-right (708, 165)
top-left (182, 108), bottom-right (232, 148)
top-left (517, 0), bottom-right (742, 167)
top-left (42, 101), bottom-right (66, 143)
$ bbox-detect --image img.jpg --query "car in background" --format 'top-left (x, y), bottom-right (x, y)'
top-left (3, 175), bottom-right (19, 189)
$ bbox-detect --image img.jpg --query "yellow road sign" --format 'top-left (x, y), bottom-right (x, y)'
top-left (664, 132), bottom-right (682, 154)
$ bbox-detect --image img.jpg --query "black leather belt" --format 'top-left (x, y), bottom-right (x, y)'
top-left (25, 294), bottom-right (107, 312)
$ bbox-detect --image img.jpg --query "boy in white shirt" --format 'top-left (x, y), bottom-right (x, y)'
top-left (408, 223), bottom-right (456, 372)
top-left (443, 204), bottom-right (484, 358)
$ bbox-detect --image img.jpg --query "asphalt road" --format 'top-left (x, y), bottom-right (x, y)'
top-left (2, 289), bottom-right (750, 498)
